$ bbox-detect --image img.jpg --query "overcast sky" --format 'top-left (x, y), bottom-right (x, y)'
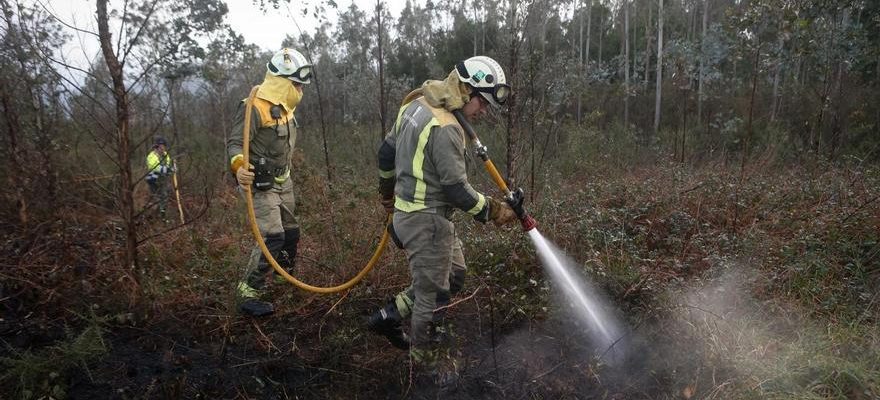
top-left (46, 0), bottom-right (404, 78)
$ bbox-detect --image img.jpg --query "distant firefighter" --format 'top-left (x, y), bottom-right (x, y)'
top-left (145, 136), bottom-right (174, 221)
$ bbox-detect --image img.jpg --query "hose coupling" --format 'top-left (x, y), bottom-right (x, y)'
top-left (505, 188), bottom-right (537, 232)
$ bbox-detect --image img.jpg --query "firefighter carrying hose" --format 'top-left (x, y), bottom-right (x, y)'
top-left (227, 48), bottom-right (313, 317)
top-left (367, 56), bottom-right (518, 387)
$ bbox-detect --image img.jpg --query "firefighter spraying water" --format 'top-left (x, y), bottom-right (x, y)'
top-left (235, 53), bottom-right (625, 385)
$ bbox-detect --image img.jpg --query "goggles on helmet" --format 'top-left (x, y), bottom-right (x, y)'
top-left (456, 61), bottom-right (510, 106)
top-left (268, 63), bottom-right (313, 84)
top-left (472, 83), bottom-right (511, 106)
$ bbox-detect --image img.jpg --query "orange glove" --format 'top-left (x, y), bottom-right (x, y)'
top-left (230, 154), bottom-right (245, 174)
top-left (487, 197), bottom-right (517, 226)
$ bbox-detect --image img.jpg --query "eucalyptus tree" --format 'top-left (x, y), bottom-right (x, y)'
top-left (92, 0), bottom-right (227, 271)
top-left (392, 0), bottom-right (433, 87)
top-left (0, 0), bottom-right (67, 227)
top-left (623, 0), bottom-right (630, 128)
top-left (653, 0), bottom-right (664, 135)
top-left (334, 3), bottom-right (373, 124)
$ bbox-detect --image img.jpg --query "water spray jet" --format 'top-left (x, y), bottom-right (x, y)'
top-left (454, 110), bottom-right (625, 361)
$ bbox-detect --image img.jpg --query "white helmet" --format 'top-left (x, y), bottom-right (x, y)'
top-left (267, 48), bottom-right (313, 84)
top-left (454, 56), bottom-right (511, 107)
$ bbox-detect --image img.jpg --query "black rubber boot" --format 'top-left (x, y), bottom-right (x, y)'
top-left (239, 299), bottom-right (275, 317)
top-left (275, 228), bottom-right (300, 282)
top-left (367, 301), bottom-right (410, 350)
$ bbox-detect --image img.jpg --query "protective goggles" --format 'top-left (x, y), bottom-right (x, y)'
top-left (472, 83), bottom-right (511, 106)
top-left (269, 63), bottom-right (313, 83)
top-left (456, 62), bottom-right (510, 105)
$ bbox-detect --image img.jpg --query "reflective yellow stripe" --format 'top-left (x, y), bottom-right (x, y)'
top-left (466, 193), bottom-right (486, 215)
top-left (230, 154), bottom-right (244, 168)
top-left (274, 169), bottom-right (290, 183)
top-left (411, 119), bottom-right (435, 206)
top-left (394, 196), bottom-right (427, 212)
top-left (379, 169), bottom-right (395, 179)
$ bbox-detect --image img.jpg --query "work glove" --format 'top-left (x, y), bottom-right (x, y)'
top-left (235, 163), bottom-right (255, 189)
top-left (380, 194), bottom-right (395, 213)
top-left (378, 177), bottom-right (396, 214)
top-left (487, 197), bottom-right (517, 226)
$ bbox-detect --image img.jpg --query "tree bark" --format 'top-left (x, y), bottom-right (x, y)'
top-left (770, 30), bottom-right (783, 123)
top-left (577, 0), bottom-right (584, 124)
top-left (585, 0), bottom-right (592, 65)
top-left (654, 0), bottom-right (664, 135)
top-left (742, 42), bottom-right (761, 175)
top-left (698, 0), bottom-right (708, 127)
top-left (624, 0), bottom-right (630, 128)
top-left (376, 0), bottom-right (387, 140)
top-left (473, 1), bottom-right (478, 56)
top-left (0, 3), bottom-right (27, 226)
top-left (97, 0), bottom-right (138, 271)
top-left (506, 0), bottom-right (520, 182)
top-left (598, 14), bottom-right (603, 65)
top-left (644, 1), bottom-right (652, 87)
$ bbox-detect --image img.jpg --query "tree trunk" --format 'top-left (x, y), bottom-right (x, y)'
top-left (473, 0), bottom-right (478, 56)
top-left (631, 1), bottom-right (637, 83)
top-left (654, 0), bottom-right (664, 135)
top-left (829, 8), bottom-right (849, 160)
top-left (0, 76), bottom-right (27, 227)
top-left (376, 0), bottom-right (387, 140)
top-left (644, 1), bottom-right (652, 87)
top-left (770, 31), bottom-right (783, 123)
top-left (299, 36), bottom-right (333, 186)
top-left (698, 0), bottom-right (708, 127)
top-left (506, 0), bottom-right (520, 182)
top-left (0, 3), bottom-right (28, 227)
top-left (97, 0), bottom-right (138, 271)
top-left (598, 15), bottom-right (603, 65)
top-left (166, 78), bottom-right (179, 143)
top-left (624, 0), bottom-right (630, 128)
top-left (742, 43), bottom-right (761, 175)
top-left (585, 0), bottom-right (592, 65)
top-left (577, 0), bottom-right (584, 124)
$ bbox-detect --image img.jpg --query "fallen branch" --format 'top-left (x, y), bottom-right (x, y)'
top-left (433, 285), bottom-right (483, 313)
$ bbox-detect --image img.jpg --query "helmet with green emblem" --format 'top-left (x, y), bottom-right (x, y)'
top-left (454, 56), bottom-right (511, 108)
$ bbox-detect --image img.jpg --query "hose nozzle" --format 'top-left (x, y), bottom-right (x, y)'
top-left (506, 188), bottom-right (538, 232)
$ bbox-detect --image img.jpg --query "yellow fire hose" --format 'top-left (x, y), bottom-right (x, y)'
top-left (241, 86), bottom-right (390, 294)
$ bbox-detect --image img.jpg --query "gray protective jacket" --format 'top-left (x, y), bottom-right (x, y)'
top-left (378, 96), bottom-right (490, 222)
top-left (227, 97), bottom-right (297, 184)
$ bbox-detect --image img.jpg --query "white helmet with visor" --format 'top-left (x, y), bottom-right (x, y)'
top-left (454, 56), bottom-right (511, 107)
top-left (267, 48), bottom-right (313, 84)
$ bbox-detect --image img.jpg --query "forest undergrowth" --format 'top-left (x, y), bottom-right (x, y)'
top-left (1, 146), bottom-right (878, 399)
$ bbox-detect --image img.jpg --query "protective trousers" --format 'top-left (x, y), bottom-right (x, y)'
top-left (392, 210), bottom-right (465, 365)
top-left (148, 174), bottom-right (170, 215)
top-left (244, 178), bottom-right (299, 290)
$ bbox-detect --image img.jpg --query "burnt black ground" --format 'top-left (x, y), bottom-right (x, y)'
top-left (36, 292), bottom-right (714, 400)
